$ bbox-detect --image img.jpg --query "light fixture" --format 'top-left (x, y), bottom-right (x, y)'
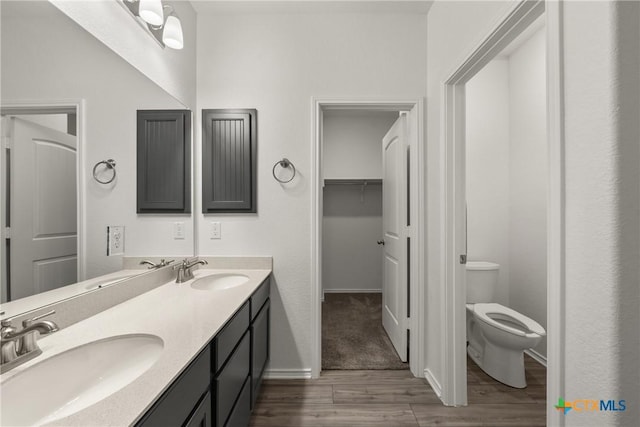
top-left (162, 9), bottom-right (184, 50)
top-left (121, 0), bottom-right (184, 50)
top-left (138, 0), bottom-right (163, 26)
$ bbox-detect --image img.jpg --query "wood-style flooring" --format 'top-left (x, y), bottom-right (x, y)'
top-left (250, 356), bottom-right (546, 426)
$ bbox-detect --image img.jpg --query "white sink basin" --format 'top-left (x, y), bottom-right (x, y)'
top-left (191, 273), bottom-right (250, 291)
top-left (0, 334), bottom-right (163, 426)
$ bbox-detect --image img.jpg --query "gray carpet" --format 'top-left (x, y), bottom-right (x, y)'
top-left (322, 293), bottom-right (409, 370)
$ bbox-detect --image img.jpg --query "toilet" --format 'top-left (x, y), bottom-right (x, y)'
top-left (465, 261), bottom-right (545, 388)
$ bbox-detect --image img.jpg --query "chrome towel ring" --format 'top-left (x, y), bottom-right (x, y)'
top-left (93, 159), bottom-right (117, 184)
top-left (272, 158), bottom-right (296, 183)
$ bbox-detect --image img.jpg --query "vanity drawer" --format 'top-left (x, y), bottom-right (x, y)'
top-left (251, 299), bottom-right (270, 408)
top-left (225, 377), bottom-right (251, 427)
top-left (214, 302), bottom-right (250, 372)
top-left (215, 332), bottom-right (250, 427)
top-left (250, 278), bottom-right (270, 321)
top-left (136, 346), bottom-right (211, 427)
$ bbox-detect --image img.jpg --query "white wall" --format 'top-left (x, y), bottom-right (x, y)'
top-left (323, 110), bottom-right (398, 179)
top-left (507, 28), bottom-right (547, 358)
top-left (429, 1), bottom-right (640, 422)
top-left (562, 1), bottom-right (639, 425)
top-left (321, 110), bottom-right (396, 293)
top-left (49, 0), bottom-right (197, 109)
top-left (196, 9), bottom-right (428, 373)
top-left (426, 0), bottom-right (514, 390)
top-left (465, 59), bottom-right (511, 306)
top-left (18, 114), bottom-right (69, 134)
top-left (322, 185), bottom-right (383, 293)
top-left (1, 1), bottom-right (194, 280)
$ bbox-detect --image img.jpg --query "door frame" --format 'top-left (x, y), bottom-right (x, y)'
top-left (440, 1), bottom-right (565, 424)
top-left (1, 99), bottom-right (86, 301)
top-left (311, 98), bottom-right (425, 378)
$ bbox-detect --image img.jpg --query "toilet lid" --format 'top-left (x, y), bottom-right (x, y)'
top-left (474, 303), bottom-right (546, 338)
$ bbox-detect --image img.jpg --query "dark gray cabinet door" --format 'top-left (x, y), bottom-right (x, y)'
top-left (185, 391), bottom-right (213, 427)
top-left (202, 109), bottom-right (257, 213)
top-left (225, 378), bottom-right (251, 427)
top-left (135, 346), bottom-right (210, 427)
top-left (137, 110), bottom-right (191, 213)
top-left (251, 299), bottom-right (270, 409)
top-left (215, 332), bottom-right (250, 427)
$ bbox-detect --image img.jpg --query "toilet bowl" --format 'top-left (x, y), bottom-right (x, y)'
top-left (465, 261), bottom-right (546, 388)
top-left (471, 303), bottom-right (545, 388)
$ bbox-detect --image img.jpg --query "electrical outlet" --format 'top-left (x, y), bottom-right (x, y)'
top-left (173, 222), bottom-right (185, 240)
top-left (107, 226), bottom-right (125, 256)
top-left (211, 222), bottom-right (221, 239)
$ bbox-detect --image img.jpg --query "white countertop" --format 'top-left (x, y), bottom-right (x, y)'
top-left (0, 269), bottom-right (147, 319)
top-left (0, 267), bottom-right (271, 427)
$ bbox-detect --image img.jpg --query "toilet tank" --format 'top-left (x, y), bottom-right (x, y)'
top-left (466, 261), bottom-right (499, 303)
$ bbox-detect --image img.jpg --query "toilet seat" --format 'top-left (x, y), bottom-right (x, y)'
top-left (473, 303), bottom-right (546, 338)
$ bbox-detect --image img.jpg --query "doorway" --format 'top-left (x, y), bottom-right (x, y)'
top-left (321, 109), bottom-right (406, 370)
top-left (440, 1), bottom-right (564, 423)
top-left (311, 99), bottom-right (425, 378)
top-left (0, 102), bottom-right (84, 303)
top-left (463, 13), bottom-right (548, 419)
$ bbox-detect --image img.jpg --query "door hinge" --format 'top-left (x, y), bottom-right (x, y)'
top-left (4, 227), bottom-right (10, 239)
top-left (459, 254), bottom-right (467, 264)
top-left (2, 136), bottom-right (11, 150)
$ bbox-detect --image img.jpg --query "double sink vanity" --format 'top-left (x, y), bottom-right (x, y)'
top-left (0, 257), bottom-right (272, 427)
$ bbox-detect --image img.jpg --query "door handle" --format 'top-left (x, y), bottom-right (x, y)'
top-left (377, 240), bottom-right (385, 246)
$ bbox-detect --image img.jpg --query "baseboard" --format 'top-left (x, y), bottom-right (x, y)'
top-left (263, 368), bottom-right (313, 379)
top-left (322, 289), bottom-right (382, 294)
top-left (424, 368), bottom-right (443, 400)
top-left (525, 349), bottom-right (547, 367)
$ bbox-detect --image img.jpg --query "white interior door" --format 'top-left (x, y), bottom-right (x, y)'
top-left (7, 116), bottom-right (77, 300)
top-left (382, 114), bottom-right (408, 361)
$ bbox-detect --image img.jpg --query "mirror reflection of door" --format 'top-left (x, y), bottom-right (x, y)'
top-left (1, 114), bottom-right (77, 302)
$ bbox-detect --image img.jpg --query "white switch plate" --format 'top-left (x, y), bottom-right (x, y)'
top-left (211, 222), bottom-right (221, 239)
top-left (107, 226), bottom-right (125, 256)
top-left (173, 221), bottom-right (185, 240)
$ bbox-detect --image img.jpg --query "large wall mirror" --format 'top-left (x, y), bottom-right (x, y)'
top-left (0, 1), bottom-right (194, 314)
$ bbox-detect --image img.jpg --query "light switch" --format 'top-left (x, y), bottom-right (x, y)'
top-left (173, 222), bottom-right (185, 240)
top-left (107, 226), bottom-right (125, 256)
top-left (211, 222), bottom-right (221, 239)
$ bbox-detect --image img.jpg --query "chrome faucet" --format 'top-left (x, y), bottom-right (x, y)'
top-left (173, 258), bottom-right (208, 283)
top-left (140, 259), bottom-right (175, 269)
top-left (1, 310), bottom-right (59, 373)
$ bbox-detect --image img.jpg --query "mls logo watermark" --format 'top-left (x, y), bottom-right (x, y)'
top-left (555, 397), bottom-right (627, 415)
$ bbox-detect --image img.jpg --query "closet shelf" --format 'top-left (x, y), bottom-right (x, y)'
top-left (324, 178), bottom-right (382, 186)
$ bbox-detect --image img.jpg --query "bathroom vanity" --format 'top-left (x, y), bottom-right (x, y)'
top-left (137, 277), bottom-right (270, 427)
top-left (0, 258), bottom-right (272, 427)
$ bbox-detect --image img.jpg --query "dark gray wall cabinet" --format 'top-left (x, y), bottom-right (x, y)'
top-left (137, 110), bottom-right (191, 213)
top-left (202, 109), bottom-right (257, 213)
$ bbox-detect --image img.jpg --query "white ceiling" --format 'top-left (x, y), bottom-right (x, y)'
top-left (190, 0), bottom-right (433, 15)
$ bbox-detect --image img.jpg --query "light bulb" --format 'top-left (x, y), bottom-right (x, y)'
top-left (163, 14), bottom-right (184, 50)
top-left (139, 0), bottom-right (163, 26)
